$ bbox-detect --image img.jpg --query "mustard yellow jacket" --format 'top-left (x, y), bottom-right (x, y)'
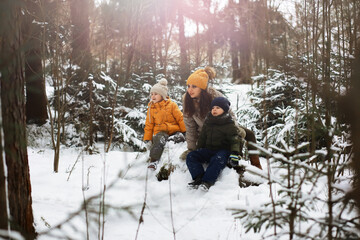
top-left (143, 98), bottom-right (186, 141)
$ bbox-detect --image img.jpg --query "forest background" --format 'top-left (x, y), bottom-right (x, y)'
top-left (0, 0), bottom-right (360, 239)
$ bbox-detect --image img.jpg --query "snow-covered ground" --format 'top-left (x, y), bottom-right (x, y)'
top-left (28, 83), bottom-right (266, 239)
top-left (24, 72), bottom-right (360, 240)
top-left (29, 143), bottom-right (267, 240)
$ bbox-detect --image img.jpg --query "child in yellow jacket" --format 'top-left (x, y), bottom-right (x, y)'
top-left (144, 78), bottom-right (186, 170)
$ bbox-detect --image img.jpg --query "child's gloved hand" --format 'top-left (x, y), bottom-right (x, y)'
top-left (168, 132), bottom-right (186, 143)
top-left (228, 153), bottom-right (240, 167)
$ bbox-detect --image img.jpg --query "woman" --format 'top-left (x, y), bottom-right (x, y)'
top-left (181, 66), bottom-right (262, 169)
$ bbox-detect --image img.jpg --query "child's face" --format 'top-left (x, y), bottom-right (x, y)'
top-left (151, 92), bottom-right (163, 103)
top-left (187, 84), bottom-right (202, 98)
top-left (211, 106), bottom-right (224, 116)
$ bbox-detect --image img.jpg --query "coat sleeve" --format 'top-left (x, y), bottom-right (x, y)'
top-left (196, 124), bottom-right (207, 149)
top-left (182, 95), bottom-right (199, 150)
top-left (171, 102), bottom-right (186, 133)
top-left (229, 124), bottom-right (241, 153)
top-left (229, 110), bottom-right (246, 139)
top-left (184, 114), bottom-right (198, 150)
top-left (143, 108), bottom-right (154, 141)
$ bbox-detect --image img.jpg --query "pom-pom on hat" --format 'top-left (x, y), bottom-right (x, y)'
top-left (210, 97), bottom-right (231, 113)
top-left (151, 78), bottom-right (168, 100)
top-left (186, 66), bottom-right (216, 90)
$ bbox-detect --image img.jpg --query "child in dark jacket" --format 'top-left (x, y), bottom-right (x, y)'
top-left (186, 97), bottom-right (242, 191)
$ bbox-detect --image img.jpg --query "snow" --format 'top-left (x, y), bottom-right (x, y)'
top-left (29, 142), bottom-right (267, 240)
top-left (28, 82), bottom-right (270, 239)
top-left (26, 80), bottom-right (358, 239)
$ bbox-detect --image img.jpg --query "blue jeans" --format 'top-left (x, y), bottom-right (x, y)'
top-left (186, 148), bottom-right (230, 184)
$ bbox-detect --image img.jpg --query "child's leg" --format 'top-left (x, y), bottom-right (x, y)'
top-left (186, 148), bottom-right (212, 180)
top-left (202, 150), bottom-right (230, 184)
top-left (149, 132), bottom-right (169, 161)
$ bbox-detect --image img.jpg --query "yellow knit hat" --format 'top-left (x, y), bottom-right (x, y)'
top-left (186, 69), bottom-right (209, 90)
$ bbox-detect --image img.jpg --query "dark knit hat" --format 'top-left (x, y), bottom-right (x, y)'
top-left (210, 97), bottom-right (231, 113)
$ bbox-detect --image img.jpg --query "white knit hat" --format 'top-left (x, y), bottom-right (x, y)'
top-left (150, 78), bottom-right (168, 100)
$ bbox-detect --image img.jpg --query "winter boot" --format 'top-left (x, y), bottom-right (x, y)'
top-left (148, 162), bottom-right (157, 170)
top-left (187, 174), bottom-right (203, 189)
top-left (147, 158), bottom-right (159, 171)
top-left (199, 181), bottom-right (213, 192)
top-left (249, 155), bottom-right (262, 170)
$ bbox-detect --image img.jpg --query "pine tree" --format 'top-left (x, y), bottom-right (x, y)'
top-left (0, 0), bottom-right (36, 238)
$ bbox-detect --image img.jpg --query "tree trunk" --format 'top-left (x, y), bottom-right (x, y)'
top-left (238, 0), bottom-right (252, 84)
top-left (342, 38), bottom-right (360, 231)
top-left (208, 38), bottom-right (213, 66)
top-left (138, 1), bottom-right (154, 76)
top-left (228, 0), bottom-right (240, 83)
top-left (0, 127), bottom-right (8, 232)
top-left (352, 38), bottom-right (360, 231)
top-left (162, 22), bottom-right (173, 77)
top-left (24, 0), bottom-right (48, 125)
top-left (70, 0), bottom-right (94, 149)
top-left (195, 21), bottom-right (200, 67)
top-left (230, 39), bottom-right (240, 83)
top-left (70, 0), bottom-right (90, 66)
top-left (125, 1), bottom-right (139, 82)
top-left (204, 0), bottom-right (213, 66)
top-left (0, 1), bottom-right (36, 238)
top-left (178, 5), bottom-right (189, 81)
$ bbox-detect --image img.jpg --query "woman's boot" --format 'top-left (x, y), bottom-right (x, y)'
top-left (249, 155), bottom-right (262, 170)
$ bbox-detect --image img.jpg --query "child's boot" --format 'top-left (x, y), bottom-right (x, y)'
top-left (187, 174), bottom-right (203, 189)
top-left (148, 158), bottom-right (158, 170)
top-left (199, 181), bottom-right (213, 192)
